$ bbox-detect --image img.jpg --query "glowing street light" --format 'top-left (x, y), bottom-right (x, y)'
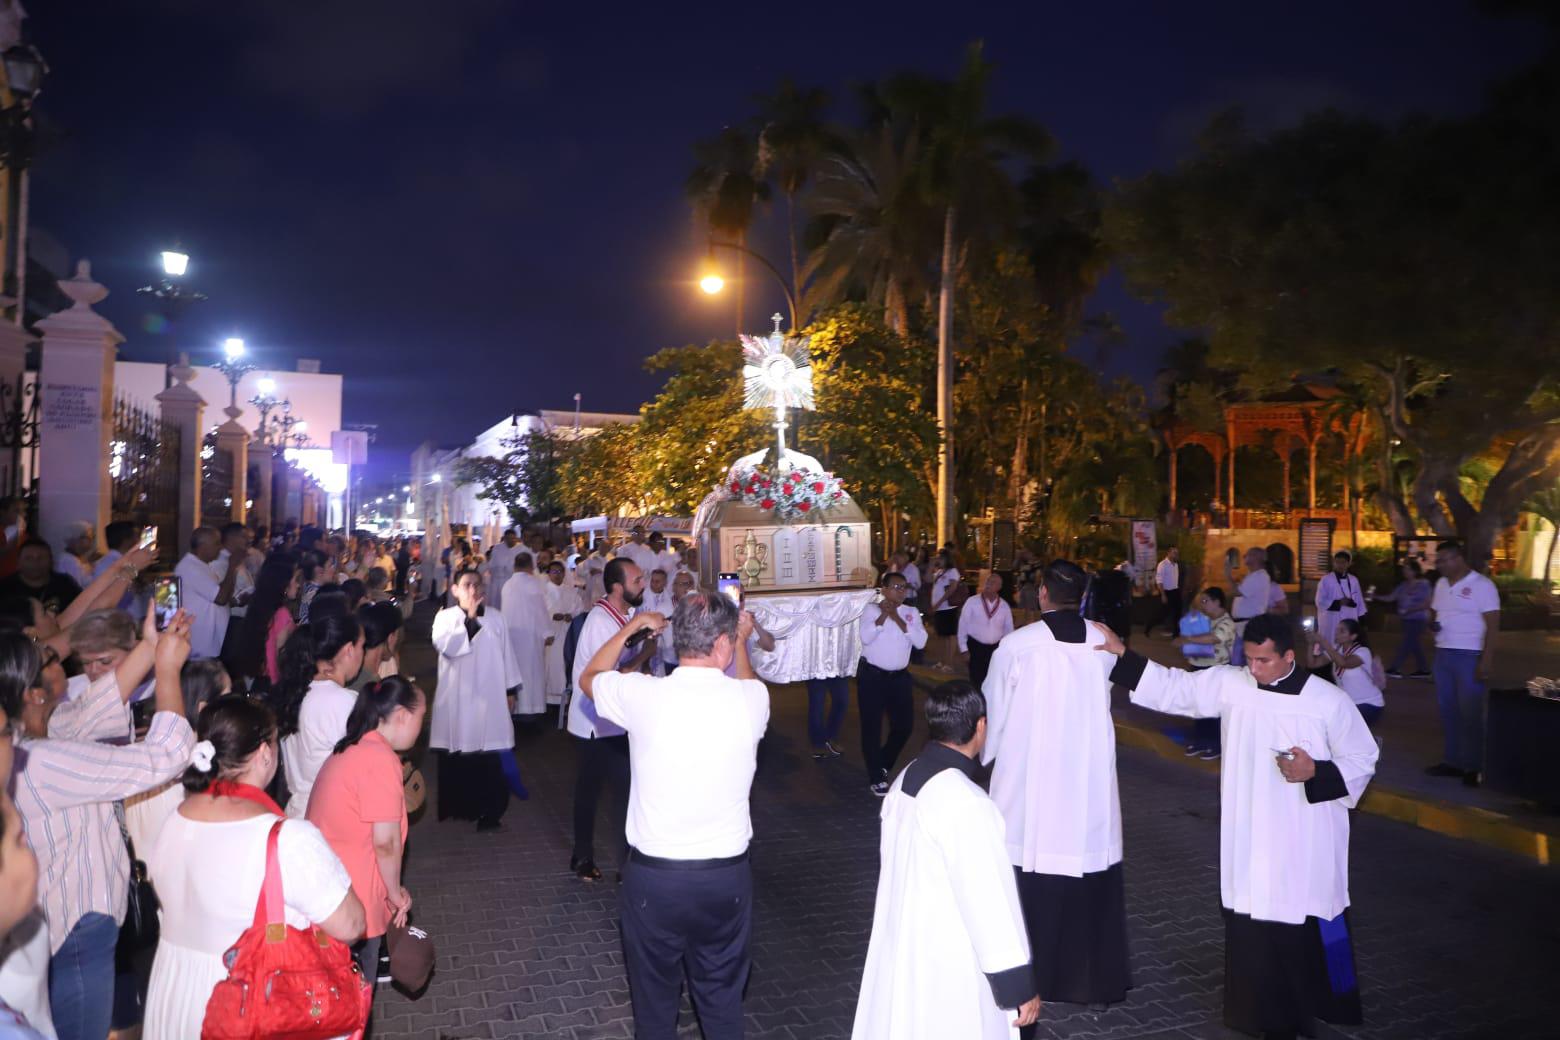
top-left (223, 337), bottom-right (245, 360)
top-left (161, 251), bottom-right (189, 277)
top-left (699, 273), bottom-right (725, 295)
top-left (401, 485), bottom-right (411, 493)
top-left (214, 338), bottom-right (255, 412)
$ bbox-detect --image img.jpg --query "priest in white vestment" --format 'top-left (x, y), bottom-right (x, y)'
top-left (486, 529), bottom-right (522, 609)
top-left (431, 566), bottom-right (524, 829)
top-left (854, 681), bottom-right (1040, 1040)
top-left (982, 560), bottom-right (1131, 1016)
top-left (499, 553), bottom-right (549, 715)
top-left (1099, 612), bottom-right (1378, 1039)
top-left (542, 560), bottom-right (582, 704)
top-left (1313, 551), bottom-right (1365, 646)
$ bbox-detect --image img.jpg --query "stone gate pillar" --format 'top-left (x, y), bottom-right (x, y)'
top-left (215, 406), bottom-right (250, 525)
top-left (36, 260), bottom-right (120, 556)
top-left (156, 355), bottom-right (206, 559)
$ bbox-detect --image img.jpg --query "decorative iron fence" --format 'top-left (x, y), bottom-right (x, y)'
top-left (0, 373), bottom-right (39, 508)
top-left (201, 431), bottom-right (235, 525)
top-left (111, 395), bottom-right (180, 563)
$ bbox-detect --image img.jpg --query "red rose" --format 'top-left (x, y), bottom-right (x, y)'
top-left (730, 480), bottom-right (741, 493)
top-left (798, 501), bottom-right (811, 512)
top-left (760, 498), bottom-right (776, 509)
top-left (832, 491), bottom-right (842, 498)
top-left (782, 484), bottom-right (793, 495)
top-left (812, 481), bottom-right (825, 493)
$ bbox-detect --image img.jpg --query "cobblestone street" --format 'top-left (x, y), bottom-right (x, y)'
top-left (375, 635), bottom-right (1559, 1040)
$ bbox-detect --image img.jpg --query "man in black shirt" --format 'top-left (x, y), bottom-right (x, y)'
top-left (0, 538), bottom-right (82, 616)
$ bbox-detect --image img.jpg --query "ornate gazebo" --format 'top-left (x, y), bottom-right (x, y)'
top-left (1163, 387), bottom-right (1372, 529)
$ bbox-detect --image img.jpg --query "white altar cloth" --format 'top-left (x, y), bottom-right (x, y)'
top-left (746, 588), bottom-right (876, 684)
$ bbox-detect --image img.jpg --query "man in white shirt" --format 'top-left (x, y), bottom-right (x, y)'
top-left (854, 682), bottom-right (1040, 1040)
top-left (638, 568), bottom-right (678, 676)
top-left (982, 560), bottom-right (1130, 1015)
top-left (579, 591), bottom-right (769, 1040)
top-left (1099, 613), bottom-right (1378, 1038)
top-left (1426, 540), bottom-right (1502, 785)
top-left (216, 523), bottom-right (255, 619)
top-left (1313, 551), bottom-right (1364, 646)
top-left (175, 526), bottom-right (238, 659)
top-left (1150, 546), bottom-right (1182, 636)
top-left (614, 526), bottom-right (660, 578)
top-left (1227, 546), bottom-right (1272, 665)
top-left (486, 529), bottom-right (522, 610)
top-left (56, 521), bottom-right (94, 587)
top-left (567, 557), bottom-right (656, 882)
top-left (857, 570), bottom-right (928, 796)
top-left (957, 572), bottom-right (1013, 692)
top-left (647, 532), bottom-right (682, 578)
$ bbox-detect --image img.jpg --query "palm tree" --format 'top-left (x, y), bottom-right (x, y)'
top-left (804, 124), bottom-right (938, 334)
top-left (687, 127), bottom-right (770, 333)
top-left (874, 42), bottom-right (1053, 545)
top-left (1525, 486), bottom-right (1560, 593)
top-left (754, 81), bottom-right (835, 311)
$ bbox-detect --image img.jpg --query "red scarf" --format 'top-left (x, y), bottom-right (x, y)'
top-left (595, 597), bottom-right (629, 629)
top-left (981, 595), bottom-right (1003, 621)
top-left (209, 780), bottom-right (286, 817)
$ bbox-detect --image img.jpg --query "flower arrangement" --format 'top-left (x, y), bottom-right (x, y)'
top-left (725, 463), bottom-right (846, 524)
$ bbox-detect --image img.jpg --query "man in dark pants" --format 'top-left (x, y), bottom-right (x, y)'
top-left (1149, 545), bottom-right (1183, 636)
top-left (856, 571), bottom-right (928, 797)
top-left (580, 591), bottom-right (770, 1040)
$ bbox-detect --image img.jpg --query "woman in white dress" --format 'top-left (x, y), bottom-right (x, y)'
top-left (143, 695), bottom-right (365, 1039)
top-left (276, 613), bottom-right (365, 817)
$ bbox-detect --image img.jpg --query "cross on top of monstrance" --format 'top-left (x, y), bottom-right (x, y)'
top-left (741, 313), bottom-right (815, 464)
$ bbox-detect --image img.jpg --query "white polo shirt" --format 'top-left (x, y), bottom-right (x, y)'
top-left (858, 603), bottom-right (928, 671)
top-left (592, 666), bottom-right (769, 859)
top-left (1432, 571), bottom-right (1500, 652)
top-left (1232, 569), bottom-right (1272, 621)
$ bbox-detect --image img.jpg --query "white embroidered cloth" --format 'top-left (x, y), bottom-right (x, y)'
top-left (746, 589), bottom-right (877, 683)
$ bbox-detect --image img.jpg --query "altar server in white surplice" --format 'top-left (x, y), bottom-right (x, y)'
top-left (854, 681), bottom-right (1040, 1040)
top-left (543, 560), bottom-right (583, 703)
top-left (981, 559), bottom-right (1131, 1018)
top-left (1099, 612), bottom-right (1378, 1039)
top-left (500, 552), bottom-right (549, 715)
top-left (431, 566), bottom-right (524, 828)
top-left (486, 529), bottom-right (522, 609)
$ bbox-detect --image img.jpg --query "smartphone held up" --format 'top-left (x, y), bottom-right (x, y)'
top-left (717, 573), bottom-right (743, 606)
top-left (153, 576), bottom-right (182, 632)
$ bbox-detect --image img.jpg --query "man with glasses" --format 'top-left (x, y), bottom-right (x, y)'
top-left (856, 572), bottom-right (927, 796)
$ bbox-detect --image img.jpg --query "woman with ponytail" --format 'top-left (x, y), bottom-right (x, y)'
top-left (276, 613), bottom-right (364, 818)
top-left (142, 696), bottom-right (365, 1039)
top-left (233, 552), bottom-right (299, 688)
top-left (307, 676), bottom-right (426, 983)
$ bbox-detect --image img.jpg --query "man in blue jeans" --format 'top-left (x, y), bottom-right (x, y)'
top-left (807, 674), bottom-right (849, 760)
top-left (1425, 541), bottom-right (1501, 788)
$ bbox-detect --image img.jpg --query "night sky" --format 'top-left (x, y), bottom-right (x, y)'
top-left (24, 1), bottom-right (1546, 481)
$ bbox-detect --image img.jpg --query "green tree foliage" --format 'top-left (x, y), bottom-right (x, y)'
top-left (450, 431), bottom-right (565, 528)
top-left (637, 343), bottom-right (767, 515)
top-left (1107, 64), bottom-right (1560, 565)
top-left (554, 423), bottom-right (650, 519)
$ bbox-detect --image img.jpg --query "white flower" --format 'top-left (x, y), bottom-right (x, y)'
top-left (190, 739), bottom-right (216, 773)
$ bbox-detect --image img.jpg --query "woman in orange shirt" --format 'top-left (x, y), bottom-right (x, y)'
top-left (306, 675), bottom-right (425, 984)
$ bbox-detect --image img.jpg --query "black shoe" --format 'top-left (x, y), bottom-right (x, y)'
top-left (376, 944), bottom-right (393, 984)
top-left (475, 816), bottom-right (502, 832)
top-left (1411, 671), bottom-right (1432, 680)
top-left (812, 748), bottom-right (829, 761)
top-left (1386, 670), bottom-right (1405, 679)
top-left (1425, 763), bottom-right (1464, 777)
top-left (1462, 771), bottom-right (1482, 788)
top-left (825, 741), bottom-right (844, 757)
top-left (574, 859), bottom-right (603, 882)
top-left (1088, 1002), bottom-right (1111, 1013)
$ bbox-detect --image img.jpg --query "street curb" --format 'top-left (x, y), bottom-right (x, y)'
top-left (907, 663), bottom-right (1554, 868)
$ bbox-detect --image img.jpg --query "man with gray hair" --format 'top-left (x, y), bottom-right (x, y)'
top-left (175, 526), bottom-right (239, 659)
top-left (58, 521), bottom-right (95, 587)
top-left (579, 590), bottom-right (770, 1040)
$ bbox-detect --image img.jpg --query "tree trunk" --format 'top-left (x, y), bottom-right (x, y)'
top-left (786, 191), bottom-right (802, 322)
top-left (735, 232), bottom-right (747, 335)
top-left (1370, 406), bottom-right (1415, 535)
top-left (1008, 377), bottom-right (1031, 515)
top-left (936, 204), bottom-right (957, 548)
top-left (1543, 520), bottom-right (1558, 590)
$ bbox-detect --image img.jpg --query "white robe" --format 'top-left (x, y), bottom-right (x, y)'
top-left (1125, 660), bottom-right (1379, 924)
top-left (853, 751), bottom-right (1030, 1040)
top-left (500, 572), bottom-right (549, 714)
top-left (981, 616), bottom-right (1122, 876)
top-left (1314, 571), bottom-right (1365, 643)
top-left (543, 580), bottom-right (582, 702)
top-left (486, 542), bottom-right (522, 609)
top-left (430, 605), bottom-right (522, 753)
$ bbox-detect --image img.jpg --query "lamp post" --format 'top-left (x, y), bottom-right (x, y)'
top-left (248, 376), bottom-right (281, 444)
top-left (1, 43), bottom-right (46, 327)
top-left (212, 337), bottom-right (255, 413)
top-left (138, 249), bottom-right (208, 386)
top-left (699, 239), bottom-right (798, 331)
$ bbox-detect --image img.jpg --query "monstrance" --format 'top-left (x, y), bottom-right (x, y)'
top-left (742, 313), bottom-right (815, 464)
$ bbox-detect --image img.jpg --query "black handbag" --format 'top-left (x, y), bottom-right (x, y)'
top-left (115, 816), bottom-right (161, 974)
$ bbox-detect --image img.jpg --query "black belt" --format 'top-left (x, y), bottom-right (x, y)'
top-left (858, 661), bottom-right (906, 674)
top-left (628, 847), bottom-right (749, 870)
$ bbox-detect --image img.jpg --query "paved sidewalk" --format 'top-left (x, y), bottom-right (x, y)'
top-left (370, 610), bottom-right (1558, 1039)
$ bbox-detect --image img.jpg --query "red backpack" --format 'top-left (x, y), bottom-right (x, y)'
top-left (202, 819), bottom-right (371, 1039)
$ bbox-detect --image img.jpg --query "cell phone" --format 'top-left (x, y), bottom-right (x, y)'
top-left (137, 525), bottom-right (159, 552)
top-left (152, 576), bottom-right (182, 631)
top-left (717, 573), bottom-right (742, 606)
top-left (1301, 616), bottom-right (1317, 632)
top-left (130, 697), bottom-right (156, 730)
top-left (1273, 749), bottom-right (1297, 761)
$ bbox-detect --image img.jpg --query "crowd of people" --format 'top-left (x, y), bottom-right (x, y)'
top-left (0, 499), bottom-right (1508, 1040)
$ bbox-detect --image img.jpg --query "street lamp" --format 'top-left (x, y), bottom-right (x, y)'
top-left (698, 240), bottom-right (797, 331)
top-left (138, 246), bottom-right (208, 385)
top-left (248, 376), bottom-right (281, 444)
top-left (160, 251), bottom-right (189, 277)
top-left (213, 337), bottom-right (255, 413)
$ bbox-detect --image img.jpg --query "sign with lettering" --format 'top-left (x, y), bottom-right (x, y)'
top-left (1298, 519), bottom-right (1335, 580)
top-left (41, 383), bottom-right (99, 433)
